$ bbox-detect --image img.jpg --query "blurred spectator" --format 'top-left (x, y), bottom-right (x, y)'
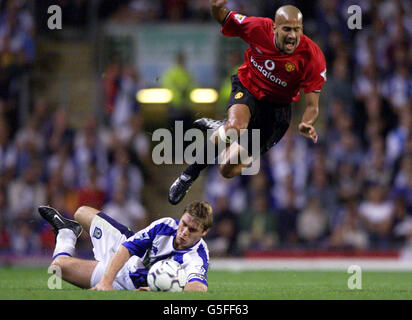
top-left (106, 145), bottom-right (144, 201)
top-left (188, 0), bottom-right (211, 21)
top-left (391, 170), bottom-right (412, 213)
top-left (205, 195), bottom-right (239, 257)
top-left (323, 53), bottom-right (353, 108)
top-left (161, 0), bottom-right (190, 21)
top-left (276, 185), bottom-right (299, 247)
top-left (382, 48), bottom-right (412, 112)
top-left (103, 182), bottom-right (147, 231)
top-left (0, 217), bottom-right (10, 253)
top-left (359, 139), bottom-right (392, 187)
top-left (238, 194), bottom-right (277, 251)
top-left (391, 195), bottom-right (412, 246)
top-left (76, 163), bottom-right (106, 210)
top-left (10, 220), bottom-right (41, 255)
top-left (44, 107), bottom-right (75, 155)
top-left (0, 188), bottom-right (10, 252)
top-left (0, 0), bottom-right (35, 68)
top-left (161, 51), bottom-right (197, 130)
top-left (335, 161), bottom-right (362, 203)
top-left (204, 166), bottom-right (247, 214)
top-left (268, 130), bottom-right (308, 209)
top-left (73, 117), bottom-right (108, 187)
top-left (385, 106), bottom-right (412, 166)
top-left (226, 0), bottom-right (259, 16)
top-left (216, 50), bottom-right (242, 117)
top-left (110, 64), bottom-right (141, 130)
top-left (0, 119), bottom-right (17, 186)
top-left (109, 0), bottom-right (161, 23)
top-left (306, 154), bottom-right (338, 222)
top-left (113, 112), bottom-right (151, 168)
top-left (103, 59), bottom-right (121, 119)
top-left (329, 130), bottom-right (364, 170)
top-left (7, 161), bottom-right (46, 221)
top-left (47, 144), bottom-right (77, 190)
top-left (353, 61), bottom-right (379, 104)
top-left (296, 198), bottom-right (329, 248)
top-left (329, 200), bottom-right (369, 250)
top-left (359, 184), bottom-right (394, 248)
top-left (393, 153), bottom-right (412, 189)
top-left (14, 117), bottom-right (44, 176)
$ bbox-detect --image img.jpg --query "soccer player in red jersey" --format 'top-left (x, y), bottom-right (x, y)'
top-left (169, 0), bottom-right (327, 205)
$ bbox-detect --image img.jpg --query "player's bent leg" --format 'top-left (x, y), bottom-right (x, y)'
top-left (74, 206), bottom-right (100, 235)
top-left (225, 104), bottom-right (251, 132)
top-left (213, 104), bottom-right (251, 144)
top-left (51, 256), bottom-right (98, 289)
top-left (218, 141), bottom-right (253, 178)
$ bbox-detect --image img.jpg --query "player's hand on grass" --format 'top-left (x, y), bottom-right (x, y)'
top-left (136, 286), bottom-right (150, 291)
top-left (298, 122), bottom-right (318, 143)
top-left (90, 281), bottom-right (114, 291)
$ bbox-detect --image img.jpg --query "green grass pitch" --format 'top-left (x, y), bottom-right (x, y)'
top-left (1, 267), bottom-right (412, 300)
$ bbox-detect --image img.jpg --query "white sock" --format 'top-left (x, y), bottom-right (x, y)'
top-left (52, 229), bottom-right (77, 260)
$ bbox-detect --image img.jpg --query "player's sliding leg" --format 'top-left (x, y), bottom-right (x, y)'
top-left (38, 206), bottom-right (83, 259)
top-left (38, 206), bottom-right (97, 288)
top-left (219, 139), bottom-right (253, 178)
top-left (168, 104), bottom-right (251, 205)
top-left (51, 256), bottom-right (98, 289)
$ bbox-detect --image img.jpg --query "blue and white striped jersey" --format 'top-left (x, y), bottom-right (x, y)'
top-left (122, 217), bottom-right (209, 289)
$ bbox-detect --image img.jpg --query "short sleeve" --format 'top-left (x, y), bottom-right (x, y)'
top-left (122, 224), bottom-right (153, 258)
top-left (301, 44), bottom-right (327, 93)
top-left (183, 244), bottom-right (209, 287)
top-left (122, 218), bottom-right (176, 257)
top-left (221, 11), bottom-right (271, 44)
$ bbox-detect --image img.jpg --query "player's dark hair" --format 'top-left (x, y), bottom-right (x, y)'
top-left (184, 201), bottom-right (213, 231)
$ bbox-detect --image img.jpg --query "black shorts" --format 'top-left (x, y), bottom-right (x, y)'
top-left (227, 74), bottom-right (292, 156)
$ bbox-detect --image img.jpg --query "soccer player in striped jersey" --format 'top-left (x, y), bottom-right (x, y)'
top-left (168, 1), bottom-right (327, 205)
top-left (39, 201), bottom-right (212, 292)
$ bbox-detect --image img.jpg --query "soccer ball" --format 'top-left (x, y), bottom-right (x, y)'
top-left (147, 259), bottom-right (187, 292)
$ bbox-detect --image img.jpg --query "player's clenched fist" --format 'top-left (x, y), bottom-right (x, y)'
top-left (210, 0), bottom-right (228, 8)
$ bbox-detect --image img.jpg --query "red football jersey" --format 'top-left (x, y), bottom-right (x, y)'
top-left (221, 11), bottom-right (327, 104)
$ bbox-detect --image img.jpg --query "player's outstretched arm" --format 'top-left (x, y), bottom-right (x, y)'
top-left (184, 280), bottom-right (208, 292)
top-left (210, 0), bottom-right (230, 25)
top-left (90, 245), bottom-right (132, 291)
top-left (298, 92), bottom-right (320, 144)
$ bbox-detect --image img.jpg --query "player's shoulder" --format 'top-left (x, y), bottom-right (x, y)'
top-left (148, 217), bottom-right (178, 235)
top-left (196, 239), bottom-right (210, 257)
top-left (184, 239), bottom-right (209, 262)
top-left (299, 34), bottom-right (326, 66)
top-left (151, 217), bottom-right (178, 226)
top-left (301, 35), bottom-right (325, 57)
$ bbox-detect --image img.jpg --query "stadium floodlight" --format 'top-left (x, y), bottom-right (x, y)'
top-left (136, 88), bottom-right (173, 104)
top-left (190, 88), bottom-right (218, 104)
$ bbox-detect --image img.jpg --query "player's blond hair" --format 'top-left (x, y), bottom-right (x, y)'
top-left (184, 201), bottom-right (213, 231)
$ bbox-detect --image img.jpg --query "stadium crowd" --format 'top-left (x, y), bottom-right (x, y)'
top-left (0, 0), bottom-right (411, 259)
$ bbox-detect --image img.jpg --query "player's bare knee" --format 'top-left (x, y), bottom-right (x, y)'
top-left (74, 206), bottom-right (98, 228)
top-left (225, 118), bottom-right (248, 135)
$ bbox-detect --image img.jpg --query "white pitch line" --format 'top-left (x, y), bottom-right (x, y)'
top-left (210, 258), bottom-right (412, 271)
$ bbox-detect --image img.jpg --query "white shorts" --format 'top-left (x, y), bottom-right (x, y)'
top-left (89, 213), bottom-right (136, 290)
